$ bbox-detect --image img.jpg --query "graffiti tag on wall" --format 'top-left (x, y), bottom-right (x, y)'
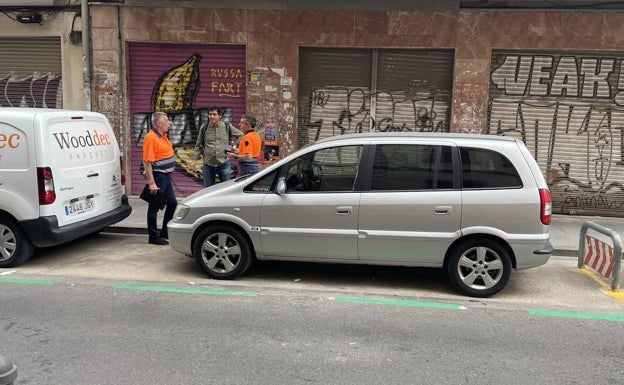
top-left (488, 52), bottom-right (624, 215)
top-left (210, 67), bottom-right (244, 98)
top-left (301, 86), bottom-right (450, 146)
top-left (0, 72), bottom-right (62, 108)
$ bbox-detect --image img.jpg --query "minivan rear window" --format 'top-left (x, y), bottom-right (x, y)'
top-left (460, 147), bottom-right (522, 189)
top-left (370, 144), bottom-right (453, 190)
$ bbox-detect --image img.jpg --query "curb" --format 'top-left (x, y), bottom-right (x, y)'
top-left (553, 249), bottom-right (577, 257)
top-left (103, 226), bottom-right (147, 235)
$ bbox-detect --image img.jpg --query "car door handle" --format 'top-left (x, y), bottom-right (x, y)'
top-left (336, 206), bottom-right (352, 215)
top-left (87, 172), bottom-right (99, 177)
top-left (434, 206), bottom-right (452, 215)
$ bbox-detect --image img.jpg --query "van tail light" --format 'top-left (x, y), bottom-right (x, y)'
top-left (539, 188), bottom-right (552, 225)
top-left (119, 156), bottom-right (126, 185)
top-left (37, 167), bottom-right (56, 205)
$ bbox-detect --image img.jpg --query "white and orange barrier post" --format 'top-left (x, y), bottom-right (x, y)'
top-left (578, 221), bottom-right (622, 291)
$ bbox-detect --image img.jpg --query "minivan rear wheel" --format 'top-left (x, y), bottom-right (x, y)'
top-left (193, 225), bottom-right (253, 279)
top-left (447, 239), bottom-right (511, 297)
top-left (0, 216), bottom-right (34, 268)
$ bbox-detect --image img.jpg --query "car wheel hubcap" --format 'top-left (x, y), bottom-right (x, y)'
top-left (457, 246), bottom-right (504, 290)
top-left (201, 232), bottom-right (241, 273)
top-left (0, 224), bottom-right (16, 262)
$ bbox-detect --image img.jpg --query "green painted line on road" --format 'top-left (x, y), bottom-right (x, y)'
top-left (114, 284), bottom-right (256, 297)
top-left (334, 296), bottom-right (461, 309)
top-left (0, 277), bottom-right (57, 285)
top-left (528, 309), bottom-right (624, 322)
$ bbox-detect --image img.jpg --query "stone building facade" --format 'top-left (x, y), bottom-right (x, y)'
top-left (87, 6), bottom-right (624, 215)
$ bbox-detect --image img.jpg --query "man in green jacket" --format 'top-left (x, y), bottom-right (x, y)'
top-left (191, 107), bottom-right (243, 187)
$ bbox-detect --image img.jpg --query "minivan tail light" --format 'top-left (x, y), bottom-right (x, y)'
top-left (539, 188), bottom-right (552, 225)
top-left (37, 167), bottom-right (56, 205)
top-left (120, 156), bottom-right (126, 185)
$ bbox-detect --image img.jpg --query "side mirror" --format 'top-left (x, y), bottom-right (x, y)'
top-left (276, 178), bottom-right (286, 195)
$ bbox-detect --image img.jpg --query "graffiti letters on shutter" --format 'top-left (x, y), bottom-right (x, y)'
top-left (488, 52), bottom-right (624, 215)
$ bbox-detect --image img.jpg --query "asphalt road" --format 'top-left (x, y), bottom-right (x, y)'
top-left (1, 268), bottom-right (624, 385)
top-left (2, 233), bottom-right (624, 384)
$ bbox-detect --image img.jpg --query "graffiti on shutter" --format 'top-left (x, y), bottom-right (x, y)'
top-left (0, 37), bottom-right (62, 108)
top-left (488, 51), bottom-right (624, 216)
top-left (298, 48), bottom-right (453, 148)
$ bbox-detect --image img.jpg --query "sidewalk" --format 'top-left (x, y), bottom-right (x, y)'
top-left (108, 197), bottom-right (624, 255)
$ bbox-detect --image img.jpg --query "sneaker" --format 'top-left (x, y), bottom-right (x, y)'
top-left (148, 237), bottom-right (169, 245)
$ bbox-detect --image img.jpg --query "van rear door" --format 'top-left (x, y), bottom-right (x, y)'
top-left (37, 111), bottom-right (124, 227)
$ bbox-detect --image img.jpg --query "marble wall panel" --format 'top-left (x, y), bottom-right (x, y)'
top-left (91, 27), bottom-right (118, 51)
top-left (121, 7), bottom-right (185, 31)
top-left (454, 59), bottom-right (490, 85)
top-left (603, 13), bottom-right (624, 38)
top-left (247, 10), bottom-right (282, 33)
top-left (354, 11), bottom-right (389, 35)
top-left (601, 36), bottom-right (624, 50)
top-left (92, 50), bottom-right (118, 72)
top-left (451, 83), bottom-right (489, 134)
top-left (388, 12), bottom-right (459, 36)
top-left (91, 6), bottom-right (119, 28)
top-left (279, 10), bottom-right (355, 34)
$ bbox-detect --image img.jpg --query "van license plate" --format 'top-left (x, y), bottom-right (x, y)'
top-left (64, 198), bottom-right (95, 216)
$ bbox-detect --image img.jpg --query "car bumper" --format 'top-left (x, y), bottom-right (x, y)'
top-left (513, 240), bottom-right (554, 270)
top-left (167, 221), bottom-right (195, 256)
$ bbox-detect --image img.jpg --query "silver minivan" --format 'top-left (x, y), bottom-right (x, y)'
top-left (168, 133), bottom-right (553, 297)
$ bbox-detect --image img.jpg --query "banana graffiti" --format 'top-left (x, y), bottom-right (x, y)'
top-left (152, 53), bottom-right (201, 112)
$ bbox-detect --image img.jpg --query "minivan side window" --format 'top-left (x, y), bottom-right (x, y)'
top-left (245, 169), bottom-right (278, 192)
top-left (460, 147), bottom-right (522, 189)
top-left (285, 145), bottom-right (363, 192)
top-left (371, 144), bottom-right (453, 190)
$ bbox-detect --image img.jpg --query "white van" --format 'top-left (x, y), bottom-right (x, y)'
top-left (0, 108), bottom-right (132, 267)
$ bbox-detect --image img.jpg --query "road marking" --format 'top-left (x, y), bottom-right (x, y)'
top-left (0, 277), bottom-right (56, 285)
top-left (114, 284), bottom-right (256, 296)
top-left (333, 296), bottom-right (463, 309)
top-left (579, 267), bottom-right (624, 306)
top-left (528, 309), bottom-right (624, 322)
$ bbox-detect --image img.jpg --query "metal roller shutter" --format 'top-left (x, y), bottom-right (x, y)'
top-left (128, 43), bottom-right (246, 197)
top-left (298, 48), bottom-right (371, 147)
top-left (376, 50), bottom-right (453, 133)
top-left (298, 47), bottom-right (453, 148)
top-left (487, 50), bottom-right (624, 217)
top-left (0, 37), bottom-right (62, 108)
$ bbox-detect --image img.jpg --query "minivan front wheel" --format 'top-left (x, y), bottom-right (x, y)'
top-left (0, 217), bottom-right (34, 268)
top-left (193, 225), bottom-right (253, 279)
top-left (447, 239), bottom-right (511, 297)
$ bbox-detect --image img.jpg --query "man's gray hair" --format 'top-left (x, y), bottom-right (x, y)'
top-left (151, 111), bottom-right (168, 127)
top-left (241, 114), bottom-right (257, 128)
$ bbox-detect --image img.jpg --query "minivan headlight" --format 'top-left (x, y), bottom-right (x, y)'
top-left (174, 204), bottom-right (190, 220)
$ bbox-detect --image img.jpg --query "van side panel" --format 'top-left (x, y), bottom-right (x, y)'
top-left (0, 119), bottom-right (39, 221)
